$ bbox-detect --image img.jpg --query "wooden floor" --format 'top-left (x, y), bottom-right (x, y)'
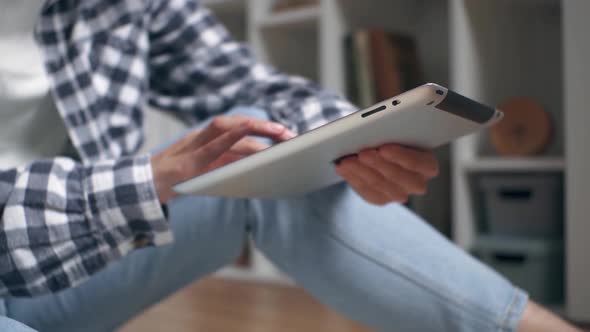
top-left (117, 277), bottom-right (372, 332)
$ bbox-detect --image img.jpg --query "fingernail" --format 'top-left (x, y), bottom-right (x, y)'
top-left (267, 123), bottom-right (284, 133)
top-left (378, 149), bottom-right (392, 160)
top-left (283, 130), bottom-right (297, 139)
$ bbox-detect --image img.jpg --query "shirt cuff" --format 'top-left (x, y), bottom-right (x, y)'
top-left (85, 154), bottom-right (173, 257)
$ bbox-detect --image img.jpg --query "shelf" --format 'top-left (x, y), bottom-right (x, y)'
top-left (202, 0), bottom-right (245, 14)
top-left (257, 8), bottom-right (320, 82)
top-left (203, 0), bottom-right (247, 41)
top-left (503, 0), bottom-right (561, 8)
top-left (461, 158), bottom-right (565, 172)
top-left (257, 6), bottom-right (320, 29)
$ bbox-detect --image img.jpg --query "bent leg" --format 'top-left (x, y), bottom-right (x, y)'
top-left (249, 183), bottom-right (528, 331)
top-left (0, 317), bottom-right (37, 332)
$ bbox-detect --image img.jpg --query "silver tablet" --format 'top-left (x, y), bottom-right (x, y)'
top-left (173, 83), bottom-right (503, 198)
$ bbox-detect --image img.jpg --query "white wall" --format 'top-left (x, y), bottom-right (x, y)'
top-left (564, 0), bottom-right (590, 322)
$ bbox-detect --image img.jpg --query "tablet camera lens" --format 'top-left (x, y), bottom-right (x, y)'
top-left (392, 100), bottom-right (401, 106)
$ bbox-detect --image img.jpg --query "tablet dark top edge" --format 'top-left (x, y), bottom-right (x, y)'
top-left (435, 89), bottom-right (495, 124)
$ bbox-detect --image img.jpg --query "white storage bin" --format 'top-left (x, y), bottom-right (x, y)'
top-left (477, 174), bottom-right (563, 238)
top-left (473, 236), bottom-right (564, 304)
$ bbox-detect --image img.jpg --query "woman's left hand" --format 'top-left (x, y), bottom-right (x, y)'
top-left (335, 144), bottom-right (439, 206)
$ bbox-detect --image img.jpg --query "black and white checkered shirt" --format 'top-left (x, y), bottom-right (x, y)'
top-left (0, 0), bottom-right (356, 296)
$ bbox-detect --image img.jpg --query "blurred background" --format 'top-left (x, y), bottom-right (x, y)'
top-left (123, 0), bottom-right (590, 331)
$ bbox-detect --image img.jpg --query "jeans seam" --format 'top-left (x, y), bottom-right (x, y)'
top-left (499, 289), bottom-right (518, 331)
top-left (498, 288), bottom-right (527, 332)
top-left (324, 224), bottom-right (502, 329)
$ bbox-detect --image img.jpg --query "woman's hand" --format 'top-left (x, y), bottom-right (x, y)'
top-left (335, 144), bottom-right (439, 206)
top-left (151, 115), bottom-right (295, 204)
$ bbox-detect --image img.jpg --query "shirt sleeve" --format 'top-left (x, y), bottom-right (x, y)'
top-left (0, 155), bottom-right (171, 297)
top-left (146, 0), bottom-right (358, 134)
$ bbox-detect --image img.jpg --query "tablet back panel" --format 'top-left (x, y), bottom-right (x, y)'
top-left (173, 83), bottom-right (502, 197)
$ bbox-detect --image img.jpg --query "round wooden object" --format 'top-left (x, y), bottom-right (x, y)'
top-left (491, 97), bottom-right (553, 156)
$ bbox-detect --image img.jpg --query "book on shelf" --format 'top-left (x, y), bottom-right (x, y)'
top-left (344, 29), bottom-right (451, 236)
top-left (353, 30), bottom-right (376, 108)
top-left (344, 28), bottom-right (423, 108)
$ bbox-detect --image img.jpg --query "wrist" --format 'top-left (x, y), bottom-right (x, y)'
top-left (150, 154), bottom-right (179, 204)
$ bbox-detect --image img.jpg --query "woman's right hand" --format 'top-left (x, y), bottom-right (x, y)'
top-left (151, 115), bottom-right (296, 204)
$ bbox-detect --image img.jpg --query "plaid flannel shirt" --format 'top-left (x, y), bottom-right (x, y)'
top-left (0, 0), bottom-right (357, 297)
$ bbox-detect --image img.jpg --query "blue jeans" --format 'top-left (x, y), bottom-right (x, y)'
top-left (0, 107), bottom-right (528, 332)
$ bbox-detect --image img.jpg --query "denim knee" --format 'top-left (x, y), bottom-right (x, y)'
top-left (0, 317), bottom-right (37, 332)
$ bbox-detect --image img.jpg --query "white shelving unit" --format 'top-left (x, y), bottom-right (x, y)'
top-left (257, 6), bottom-right (320, 28)
top-left (192, 0), bottom-right (590, 320)
top-left (451, 0), bottom-right (590, 321)
top-left (451, 0), bottom-right (564, 248)
top-left (460, 158), bottom-right (565, 173)
top-left (563, 0), bottom-right (590, 322)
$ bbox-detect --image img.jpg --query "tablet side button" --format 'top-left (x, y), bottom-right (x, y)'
top-left (361, 105), bottom-right (387, 118)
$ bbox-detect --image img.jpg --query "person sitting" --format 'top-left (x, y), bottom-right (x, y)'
top-left (0, 1), bottom-right (581, 331)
